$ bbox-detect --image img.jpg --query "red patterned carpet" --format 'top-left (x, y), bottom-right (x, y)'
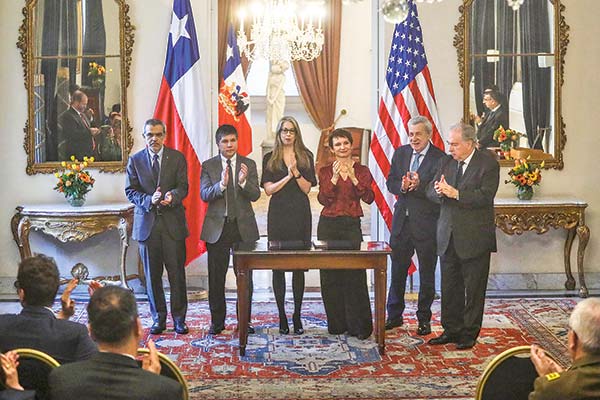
top-left (70, 297), bottom-right (576, 400)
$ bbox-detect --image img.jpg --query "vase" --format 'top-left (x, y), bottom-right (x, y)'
top-left (517, 186), bottom-right (534, 201)
top-left (91, 77), bottom-right (104, 89)
top-left (67, 195), bottom-right (86, 207)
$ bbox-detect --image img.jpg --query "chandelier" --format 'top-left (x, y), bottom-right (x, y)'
top-left (506, 0), bottom-right (525, 10)
top-left (380, 0), bottom-right (443, 25)
top-left (237, 1), bottom-right (325, 63)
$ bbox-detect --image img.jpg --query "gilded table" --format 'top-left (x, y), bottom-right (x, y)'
top-left (233, 239), bottom-right (391, 356)
top-left (494, 197), bottom-right (589, 297)
top-left (11, 203), bottom-right (134, 288)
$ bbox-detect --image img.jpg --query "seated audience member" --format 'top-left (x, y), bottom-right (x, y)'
top-left (0, 255), bottom-right (97, 364)
top-left (0, 351), bottom-right (35, 400)
top-left (529, 297), bottom-right (600, 400)
top-left (49, 286), bottom-right (184, 400)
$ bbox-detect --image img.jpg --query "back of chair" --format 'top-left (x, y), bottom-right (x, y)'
top-left (6, 348), bottom-right (60, 400)
top-left (137, 348), bottom-right (189, 400)
top-left (475, 345), bottom-right (558, 400)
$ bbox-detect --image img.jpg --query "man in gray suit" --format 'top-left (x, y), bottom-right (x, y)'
top-left (200, 124), bottom-right (260, 335)
top-left (427, 123), bottom-right (499, 350)
top-left (125, 119), bottom-right (189, 335)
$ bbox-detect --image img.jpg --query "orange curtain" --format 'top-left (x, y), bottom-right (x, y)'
top-left (292, 0), bottom-right (342, 132)
top-left (218, 0), bottom-right (250, 85)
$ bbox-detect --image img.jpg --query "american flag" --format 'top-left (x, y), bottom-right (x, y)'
top-left (369, 0), bottom-right (445, 232)
top-left (154, 0), bottom-right (211, 265)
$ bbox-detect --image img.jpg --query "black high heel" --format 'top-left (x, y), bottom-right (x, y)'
top-left (279, 318), bottom-right (289, 334)
top-left (293, 315), bottom-right (304, 335)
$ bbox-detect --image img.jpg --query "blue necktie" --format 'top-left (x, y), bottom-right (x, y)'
top-left (152, 154), bottom-right (160, 184)
top-left (410, 153), bottom-right (421, 172)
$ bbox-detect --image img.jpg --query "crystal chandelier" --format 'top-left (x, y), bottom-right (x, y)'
top-left (237, 1), bottom-right (325, 63)
top-left (380, 0), bottom-right (443, 25)
top-left (506, 0), bottom-right (525, 11)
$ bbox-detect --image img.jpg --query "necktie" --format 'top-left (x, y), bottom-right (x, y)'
top-left (152, 154), bottom-right (160, 184)
top-left (80, 113), bottom-right (96, 151)
top-left (410, 153), bottom-right (421, 172)
top-left (456, 161), bottom-right (465, 185)
top-left (226, 159), bottom-right (238, 220)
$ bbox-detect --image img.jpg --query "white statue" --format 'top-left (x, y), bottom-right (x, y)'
top-left (266, 60), bottom-right (290, 139)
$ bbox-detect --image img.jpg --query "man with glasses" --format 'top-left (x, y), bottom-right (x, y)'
top-left (125, 118), bottom-right (190, 335)
top-left (57, 90), bottom-right (101, 160)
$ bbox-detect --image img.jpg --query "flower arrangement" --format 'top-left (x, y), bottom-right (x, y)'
top-left (493, 125), bottom-right (525, 153)
top-left (506, 158), bottom-right (544, 200)
top-left (88, 62), bottom-right (106, 88)
top-left (54, 156), bottom-right (95, 206)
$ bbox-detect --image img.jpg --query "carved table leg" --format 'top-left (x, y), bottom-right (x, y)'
top-left (374, 265), bottom-right (387, 356)
top-left (576, 225), bottom-right (590, 298)
top-left (563, 228), bottom-right (576, 290)
top-left (117, 216), bottom-right (131, 289)
top-left (11, 213), bottom-right (26, 260)
top-left (236, 261), bottom-right (249, 357)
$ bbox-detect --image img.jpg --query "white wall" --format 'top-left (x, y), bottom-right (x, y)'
top-left (0, 0), bottom-right (598, 294)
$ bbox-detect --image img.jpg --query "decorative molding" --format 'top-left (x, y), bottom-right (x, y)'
top-left (495, 210), bottom-right (579, 235)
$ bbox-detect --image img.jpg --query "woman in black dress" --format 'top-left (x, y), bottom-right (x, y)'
top-left (261, 116), bottom-right (316, 334)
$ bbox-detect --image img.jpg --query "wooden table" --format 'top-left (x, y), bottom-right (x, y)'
top-left (11, 203), bottom-right (135, 288)
top-left (233, 239), bottom-right (391, 356)
top-left (494, 197), bottom-right (590, 297)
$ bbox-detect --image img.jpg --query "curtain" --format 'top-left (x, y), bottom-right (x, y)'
top-left (81, 0), bottom-right (106, 87)
top-left (41, 0), bottom-right (77, 161)
top-left (292, 0), bottom-right (342, 133)
top-left (520, 0), bottom-right (551, 149)
top-left (496, 0), bottom-right (515, 123)
top-left (471, 0), bottom-right (495, 116)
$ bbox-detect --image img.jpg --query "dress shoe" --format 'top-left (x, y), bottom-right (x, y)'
top-left (150, 322), bottom-right (166, 335)
top-left (293, 316), bottom-right (304, 335)
top-left (208, 324), bottom-right (224, 335)
top-left (356, 332), bottom-right (371, 340)
top-left (279, 319), bottom-right (290, 335)
top-left (174, 320), bottom-right (189, 334)
top-left (428, 333), bottom-right (457, 345)
top-left (416, 322), bottom-right (431, 336)
top-left (385, 319), bottom-right (403, 330)
top-left (247, 325), bottom-right (256, 334)
top-left (456, 338), bottom-right (476, 350)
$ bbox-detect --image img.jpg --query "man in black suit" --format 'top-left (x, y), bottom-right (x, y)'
top-left (0, 255), bottom-right (97, 364)
top-left (427, 123), bottom-right (499, 350)
top-left (385, 116), bottom-right (445, 336)
top-left (125, 119), bottom-right (189, 335)
top-left (57, 90), bottom-right (100, 160)
top-left (473, 89), bottom-right (509, 149)
top-left (48, 286), bottom-right (183, 400)
top-left (200, 124), bottom-right (260, 335)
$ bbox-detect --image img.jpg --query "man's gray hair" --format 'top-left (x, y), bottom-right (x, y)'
top-left (449, 122), bottom-right (477, 143)
top-left (408, 116), bottom-right (433, 135)
top-left (569, 297), bottom-right (600, 355)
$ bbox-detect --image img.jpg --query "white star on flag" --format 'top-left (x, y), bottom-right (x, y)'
top-left (170, 12), bottom-right (190, 46)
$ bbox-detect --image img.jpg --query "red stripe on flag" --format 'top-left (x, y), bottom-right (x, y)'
top-left (393, 94), bottom-right (411, 136)
top-left (421, 66), bottom-right (437, 103)
top-left (369, 135), bottom-right (391, 178)
top-left (154, 77), bottom-right (207, 265)
top-left (371, 180), bottom-right (393, 230)
top-left (378, 98), bottom-right (401, 148)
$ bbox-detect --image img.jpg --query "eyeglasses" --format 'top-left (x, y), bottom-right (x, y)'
top-left (281, 128), bottom-right (297, 134)
top-left (143, 132), bottom-right (165, 139)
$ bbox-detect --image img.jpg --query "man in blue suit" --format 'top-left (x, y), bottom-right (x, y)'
top-left (385, 116), bottom-right (445, 336)
top-left (125, 119), bottom-right (189, 335)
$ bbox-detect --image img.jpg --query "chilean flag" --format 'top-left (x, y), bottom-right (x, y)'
top-left (218, 24), bottom-right (252, 156)
top-left (154, 0), bottom-right (210, 265)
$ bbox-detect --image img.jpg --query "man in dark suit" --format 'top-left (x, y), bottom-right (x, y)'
top-left (200, 124), bottom-right (260, 335)
top-left (48, 286), bottom-right (183, 400)
top-left (125, 119), bottom-right (189, 335)
top-left (427, 122), bottom-right (499, 350)
top-left (473, 89), bottom-right (509, 149)
top-left (0, 255), bottom-right (97, 364)
top-left (385, 116), bottom-right (445, 336)
top-left (57, 90), bottom-right (100, 160)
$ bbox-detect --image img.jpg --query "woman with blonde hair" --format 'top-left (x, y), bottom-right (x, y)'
top-left (261, 116), bottom-right (316, 334)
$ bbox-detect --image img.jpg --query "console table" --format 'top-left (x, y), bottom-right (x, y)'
top-left (494, 197), bottom-right (589, 297)
top-left (233, 239), bottom-right (391, 356)
top-left (11, 203), bottom-right (135, 288)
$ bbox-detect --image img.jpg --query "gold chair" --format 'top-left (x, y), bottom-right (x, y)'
top-left (0, 348), bottom-right (60, 399)
top-left (475, 345), bottom-right (560, 400)
top-left (137, 348), bottom-right (189, 400)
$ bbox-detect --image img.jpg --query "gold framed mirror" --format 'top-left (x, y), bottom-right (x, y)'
top-left (454, 0), bottom-right (569, 169)
top-left (18, 0), bottom-right (134, 174)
